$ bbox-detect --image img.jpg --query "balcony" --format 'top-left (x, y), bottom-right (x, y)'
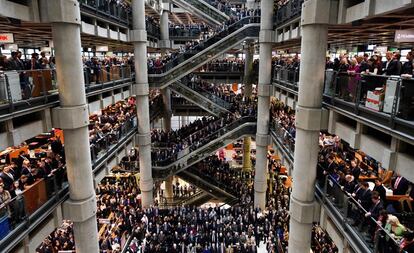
top-left (272, 67), bottom-right (414, 144)
top-left (0, 65), bottom-right (133, 122)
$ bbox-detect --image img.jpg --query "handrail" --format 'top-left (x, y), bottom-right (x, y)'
top-left (152, 117), bottom-right (257, 178)
top-left (148, 16), bottom-right (260, 78)
top-left (273, 67), bottom-right (414, 139)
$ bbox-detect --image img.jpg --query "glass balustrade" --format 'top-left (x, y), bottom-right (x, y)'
top-left (152, 117), bottom-right (257, 178)
top-left (177, 0), bottom-right (229, 23)
top-left (0, 115), bottom-right (137, 248)
top-left (149, 17), bottom-right (260, 86)
top-left (170, 81), bottom-right (231, 115)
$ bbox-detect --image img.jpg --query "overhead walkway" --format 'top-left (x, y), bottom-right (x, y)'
top-left (171, 0), bottom-right (230, 26)
top-left (152, 117), bottom-right (257, 179)
top-left (148, 17), bottom-right (260, 89)
top-left (170, 80), bottom-right (232, 116)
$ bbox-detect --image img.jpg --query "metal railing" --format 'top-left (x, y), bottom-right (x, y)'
top-left (152, 116), bottom-right (257, 178)
top-left (274, 0), bottom-right (304, 25)
top-left (0, 114), bottom-right (138, 250)
top-left (269, 117), bottom-right (405, 253)
top-left (318, 174), bottom-right (401, 253)
top-left (148, 16), bottom-right (260, 80)
top-left (79, 0), bottom-right (131, 25)
top-left (273, 68), bottom-right (414, 126)
top-left (0, 65), bottom-right (133, 119)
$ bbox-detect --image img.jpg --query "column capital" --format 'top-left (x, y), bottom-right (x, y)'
top-left (63, 196), bottom-right (97, 222)
top-left (52, 105), bottom-right (89, 130)
top-left (129, 29), bottom-right (147, 42)
top-left (301, 0), bottom-right (336, 26)
top-left (290, 197), bottom-right (316, 224)
top-left (295, 106), bottom-right (322, 131)
top-left (42, 0), bottom-right (81, 24)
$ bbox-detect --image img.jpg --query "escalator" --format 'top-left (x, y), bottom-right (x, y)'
top-left (149, 17), bottom-right (260, 89)
top-left (177, 169), bottom-right (237, 201)
top-left (172, 0), bottom-right (229, 26)
top-left (152, 116), bottom-right (257, 179)
top-left (170, 80), bottom-right (232, 116)
top-left (159, 189), bottom-right (211, 207)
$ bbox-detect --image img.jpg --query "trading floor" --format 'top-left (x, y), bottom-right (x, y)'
top-left (0, 0), bottom-right (414, 253)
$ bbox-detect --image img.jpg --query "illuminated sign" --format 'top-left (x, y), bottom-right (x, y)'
top-left (0, 33), bottom-right (14, 44)
top-left (395, 29), bottom-right (414, 42)
top-left (96, 45), bottom-right (109, 52)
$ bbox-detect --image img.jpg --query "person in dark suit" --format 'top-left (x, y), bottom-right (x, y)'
top-left (402, 51), bottom-right (414, 75)
top-left (373, 179), bottom-right (387, 205)
top-left (353, 182), bottom-right (372, 210)
top-left (324, 155), bottom-right (337, 176)
top-left (384, 52), bottom-right (402, 76)
top-left (401, 231), bottom-right (414, 253)
top-left (350, 160), bottom-right (361, 181)
top-left (391, 175), bottom-right (409, 195)
top-left (0, 165), bottom-right (15, 191)
top-left (366, 192), bottom-right (384, 220)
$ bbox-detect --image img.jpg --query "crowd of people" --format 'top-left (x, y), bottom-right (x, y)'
top-left (271, 97), bottom-right (414, 251)
top-left (169, 24), bottom-right (209, 38)
top-left (36, 175), bottom-right (142, 252)
top-left (0, 135), bottom-right (65, 226)
top-left (197, 59), bottom-right (245, 72)
top-left (123, 151), bottom-right (338, 253)
top-left (89, 97), bottom-right (137, 160)
top-left (151, 114), bottom-right (237, 166)
top-left (326, 51), bottom-right (414, 77)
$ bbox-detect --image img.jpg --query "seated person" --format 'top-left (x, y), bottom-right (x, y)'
top-left (385, 215), bottom-right (406, 238)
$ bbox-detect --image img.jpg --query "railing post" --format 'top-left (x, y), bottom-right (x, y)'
top-left (389, 79), bottom-right (402, 129)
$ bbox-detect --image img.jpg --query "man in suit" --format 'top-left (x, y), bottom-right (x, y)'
top-left (365, 192), bottom-right (384, 220)
top-left (0, 165), bottom-right (15, 191)
top-left (402, 51), bottom-right (414, 75)
top-left (353, 182), bottom-right (372, 210)
top-left (373, 179), bottom-right (387, 205)
top-left (384, 52), bottom-right (402, 76)
top-left (392, 175), bottom-right (409, 195)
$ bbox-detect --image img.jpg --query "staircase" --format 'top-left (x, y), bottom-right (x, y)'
top-left (148, 17), bottom-right (260, 89)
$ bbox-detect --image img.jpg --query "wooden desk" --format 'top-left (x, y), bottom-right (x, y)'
top-left (359, 175), bottom-right (378, 181)
top-left (22, 179), bottom-right (47, 215)
top-left (386, 195), bottom-right (409, 202)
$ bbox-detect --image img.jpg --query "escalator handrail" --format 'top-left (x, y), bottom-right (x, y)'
top-left (149, 17), bottom-right (260, 77)
top-left (176, 78), bottom-right (232, 110)
top-left (171, 81), bottom-right (232, 113)
top-left (153, 116), bottom-right (257, 171)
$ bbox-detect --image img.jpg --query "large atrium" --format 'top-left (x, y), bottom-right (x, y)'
top-left (0, 0), bottom-right (413, 252)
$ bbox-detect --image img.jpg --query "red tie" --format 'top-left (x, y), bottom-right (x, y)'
top-left (395, 177), bottom-right (402, 189)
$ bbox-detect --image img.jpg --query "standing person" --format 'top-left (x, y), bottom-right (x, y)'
top-left (402, 51), bottom-right (414, 75)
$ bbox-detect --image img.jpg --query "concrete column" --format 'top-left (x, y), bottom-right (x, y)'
top-left (160, 6), bottom-right (171, 50)
top-left (48, 1), bottom-right (99, 252)
top-left (5, 119), bottom-right (17, 147)
top-left (164, 176), bottom-right (174, 202)
top-left (254, 0), bottom-right (273, 210)
top-left (131, 0), bottom-right (154, 207)
top-left (288, 0), bottom-right (329, 252)
top-left (246, 0), bottom-right (256, 9)
top-left (41, 108), bottom-right (53, 132)
top-left (161, 88), bottom-right (172, 131)
top-left (242, 43), bottom-right (254, 172)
